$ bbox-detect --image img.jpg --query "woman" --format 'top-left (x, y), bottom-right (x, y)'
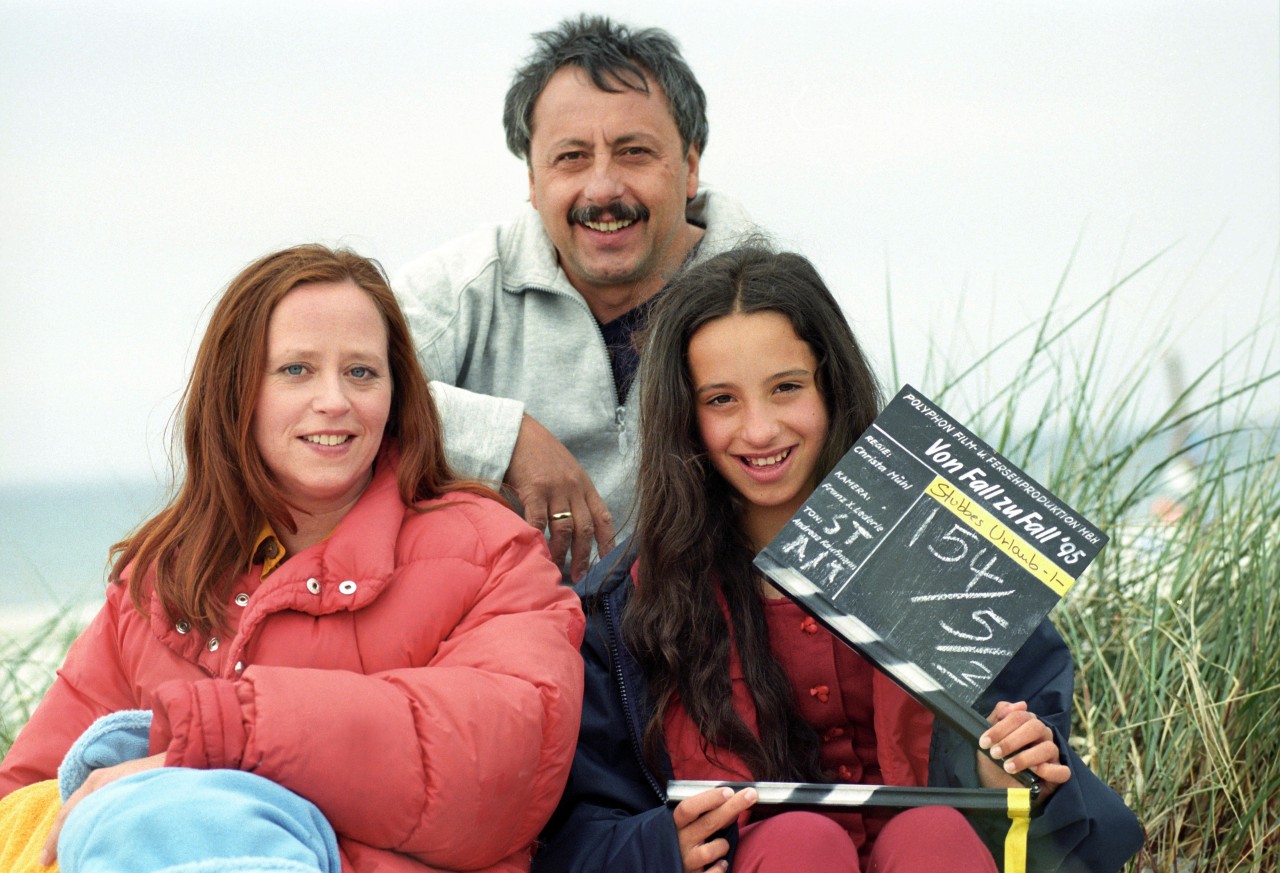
top-left (535, 246), bottom-right (1143, 873)
top-left (0, 245), bottom-right (585, 872)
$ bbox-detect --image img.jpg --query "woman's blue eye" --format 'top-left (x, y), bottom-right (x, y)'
top-left (350, 366), bottom-right (370, 379)
top-left (284, 364), bottom-right (305, 376)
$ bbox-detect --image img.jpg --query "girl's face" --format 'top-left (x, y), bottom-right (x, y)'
top-left (688, 310), bottom-right (829, 547)
top-left (252, 280), bottom-right (392, 519)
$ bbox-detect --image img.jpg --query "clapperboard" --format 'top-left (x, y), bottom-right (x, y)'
top-left (667, 385), bottom-right (1107, 829)
top-left (758, 384), bottom-right (1106, 789)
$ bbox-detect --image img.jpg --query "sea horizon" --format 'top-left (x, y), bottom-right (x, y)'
top-left (0, 477), bottom-right (164, 621)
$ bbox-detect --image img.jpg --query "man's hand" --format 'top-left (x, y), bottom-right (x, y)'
top-left (41, 752), bottom-right (166, 866)
top-left (977, 700), bottom-right (1071, 798)
top-left (673, 786), bottom-right (757, 872)
top-left (506, 413), bottom-right (615, 580)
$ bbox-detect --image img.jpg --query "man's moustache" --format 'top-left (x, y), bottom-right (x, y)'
top-left (568, 202), bottom-right (650, 225)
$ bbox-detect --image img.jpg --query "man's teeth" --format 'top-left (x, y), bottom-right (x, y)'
top-left (304, 434), bottom-right (350, 446)
top-left (746, 449), bottom-right (790, 467)
top-left (583, 218), bottom-right (635, 232)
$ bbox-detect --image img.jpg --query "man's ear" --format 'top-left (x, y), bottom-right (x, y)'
top-left (528, 164), bottom-right (538, 208)
top-left (684, 144), bottom-right (701, 200)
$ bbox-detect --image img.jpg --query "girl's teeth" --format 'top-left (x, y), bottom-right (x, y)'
top-left (747, 449), bottom-right (789, 467)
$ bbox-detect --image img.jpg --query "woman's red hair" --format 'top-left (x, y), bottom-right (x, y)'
top-left (113, 244), bottom-right (495, 632)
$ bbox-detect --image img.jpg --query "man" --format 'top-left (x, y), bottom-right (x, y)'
top-left (395, 15), bottom-right (757, 578)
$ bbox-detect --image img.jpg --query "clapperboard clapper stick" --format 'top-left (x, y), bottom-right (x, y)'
top-left (665, 778), bottom-right (1037, 871)
top-left (666, 780), bottom-right (1018, 813)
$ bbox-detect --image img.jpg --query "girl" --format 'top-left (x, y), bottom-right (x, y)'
top-left (535, 246), bottom-right (1142, 873)
top-left (0, 244), bottom-right (584, 872)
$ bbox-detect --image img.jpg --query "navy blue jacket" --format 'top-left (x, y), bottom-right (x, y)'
top-left (534, 545), bottom-right (1143, 873)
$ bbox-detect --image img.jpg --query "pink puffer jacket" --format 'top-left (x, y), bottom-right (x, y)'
top-left (0, 447), bottom-right (585, 872)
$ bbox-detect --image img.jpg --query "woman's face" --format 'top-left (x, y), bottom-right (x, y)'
top-left (252, 280), bottom-right (392, 517)
top-left (688, 310), bottom-right (829, 546)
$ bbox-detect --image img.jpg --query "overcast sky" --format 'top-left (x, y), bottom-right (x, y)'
top-left (2, 0), bottom-right (1277, 487)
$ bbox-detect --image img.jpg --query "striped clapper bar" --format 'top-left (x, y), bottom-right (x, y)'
top-left (666, 780), bottom-right (1033, 873)
top-left (752, 555), bottom-right (1042, 799)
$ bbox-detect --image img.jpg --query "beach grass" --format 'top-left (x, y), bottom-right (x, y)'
top-left (1055, 441), bottom-right (1280, 871)
top-left (0, 607), bottom-right (89, 752)
top-left (2, 254), bottom-right (1278, 871)
top-left (903, 253), bottom-right (1280, 871)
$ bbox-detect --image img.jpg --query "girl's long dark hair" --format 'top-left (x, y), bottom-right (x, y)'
top-left (623, 244), bottom-right (882, 780)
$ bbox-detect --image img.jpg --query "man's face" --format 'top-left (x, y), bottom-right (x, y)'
top-left (527, 65), bottom-right (700, 311)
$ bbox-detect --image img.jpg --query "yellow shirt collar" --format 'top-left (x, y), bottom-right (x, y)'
top-left (250, 521), bottom-right (287, 579)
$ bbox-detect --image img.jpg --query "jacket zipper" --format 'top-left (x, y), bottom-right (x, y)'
top-left (602, 586), bottom-right (667, 803)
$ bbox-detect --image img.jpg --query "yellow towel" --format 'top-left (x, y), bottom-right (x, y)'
top-left (0, 779), bottom-right (61, 872)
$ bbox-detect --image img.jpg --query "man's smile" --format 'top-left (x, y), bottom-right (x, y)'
top-left (580, 217), bottom-right (636, 233)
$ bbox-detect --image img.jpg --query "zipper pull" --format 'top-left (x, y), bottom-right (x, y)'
top-left (615, 406), bottom-right (628, 451)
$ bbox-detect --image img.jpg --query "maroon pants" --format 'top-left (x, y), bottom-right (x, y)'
top-left (734, 806), bottom-right (998, 873)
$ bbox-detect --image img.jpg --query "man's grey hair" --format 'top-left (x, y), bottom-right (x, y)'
top-left (502, 15), bottom-right (709, 163)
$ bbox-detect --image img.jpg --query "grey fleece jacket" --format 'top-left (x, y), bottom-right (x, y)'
top-left (392, 186), bottom-right (758, 536)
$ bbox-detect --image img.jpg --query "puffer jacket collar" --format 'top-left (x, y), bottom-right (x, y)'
top-left (146, 443), bottom-right (405, 668)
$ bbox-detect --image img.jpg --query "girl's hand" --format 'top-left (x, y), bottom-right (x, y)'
top-left (672, 785), bottom-right (758, 872)
top-left (977, 701), bottom-right (1071, 798)
top-left (40, 752), bottom-right (166, 866)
